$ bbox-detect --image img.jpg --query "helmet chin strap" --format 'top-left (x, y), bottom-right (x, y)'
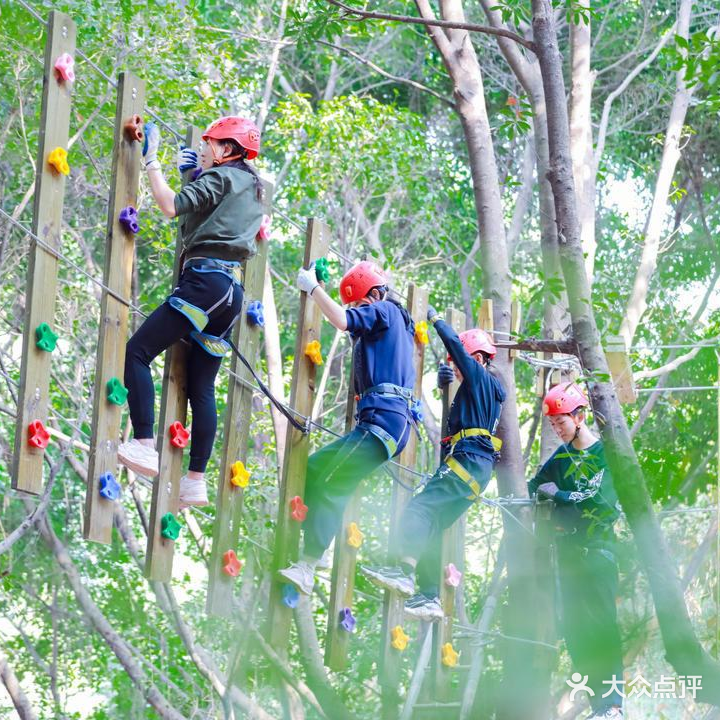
top-left (210, 141), bottom-right (245, 166)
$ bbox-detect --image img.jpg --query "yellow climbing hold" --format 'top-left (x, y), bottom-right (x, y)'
top-left (346, 522), bottom-right (364, 549)
top-left (305, 340), bottom-right (323, 365)
top-left (390, 625), bottom-right (409, 651)
top-left (415, 320), bottom-right (429, 345)
top-left (48, 147), bottom-right (69, 175)
top-left (441, 642), bottom-right (460, 667)
top-left (230, 460), bottom-right (251, 488)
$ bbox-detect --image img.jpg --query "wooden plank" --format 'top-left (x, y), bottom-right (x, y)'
top-left (206, 181), bottom-right (273, 616)
top-left (605, 335), bottom-right (637, 404)
top-left (144, 125), bottom-right (203, 582)
top-left (324, 365), bottom-right (359, 670)
top-left (433, 307), bottom-right (466, 702)
top-left (266, 218), bottom-right (330, 650)
top-left (12, 12), bottom-right (76, 495)
top-left (509, 301), bottom-right (521, 358)
top-left (379, 284), bottom-right (428, 710)
top-left (84, 72), bottom-right (145, 543)
top-left (477, 299), bottom-right (493, 337)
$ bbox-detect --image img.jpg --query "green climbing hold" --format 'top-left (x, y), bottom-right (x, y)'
top-left (106, 377), bottom-right (128, 406)
top-left (315, 257), bottom-right (330, 283)
top-left (35, 323), bottom-right (58, 353)
top-left (161, 512), bottom-right (182, 541)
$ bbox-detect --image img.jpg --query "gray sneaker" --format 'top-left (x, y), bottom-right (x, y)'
top-left (278, 561), bottom-right (316, 595)
top-left (117, 439), bottom-right (159, 477)
top-left (404, 593), bottom-right (444, 621)
top-left (360, 565), bottom-right (415, 597)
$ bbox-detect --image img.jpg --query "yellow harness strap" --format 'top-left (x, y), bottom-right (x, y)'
top-left (448, 427), bottom-right (503, 452)
top-left (445, 456), bottom-right (482, 500)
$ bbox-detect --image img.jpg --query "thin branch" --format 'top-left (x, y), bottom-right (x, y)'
top-left (0, 652), bottom-right (37, 720)
top-left (324, 0), bottom-right (536, 51)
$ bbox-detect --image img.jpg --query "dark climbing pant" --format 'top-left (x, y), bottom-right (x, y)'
top-left (397, 453), bottom-right (493, 597)
top-left (302, 428), bottom-right (389, 559)
top-left (124, 268), bottom-right (243, 473)
top-left (556, 541), bottom-right (624, 712)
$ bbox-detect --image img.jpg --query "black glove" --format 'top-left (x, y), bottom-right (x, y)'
top-left (438, 363), bottom-right (455, 388)
top-left (427, 305), bottom-right (440, 323)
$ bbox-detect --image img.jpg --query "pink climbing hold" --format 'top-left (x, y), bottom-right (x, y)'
top-left (54, 53), bottom-right (75, 83)
top-left (444, 563), bottom-right (462, 588)
top-left (258, 213), bottom-right (271, 241)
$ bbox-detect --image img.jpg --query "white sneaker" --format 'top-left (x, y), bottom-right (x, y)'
top-left (404, 593), bottom-right (445, 621)
top-left (117, 439), bottom-right (159, 477)
top-left (179, 476), bottom-right (208, 509)
top-left (278, 561), bottom-right (316, 595)
top-left (316, 549), bottom-right (332, 570)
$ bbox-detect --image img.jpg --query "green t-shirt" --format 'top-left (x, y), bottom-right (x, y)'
top-left (528, 440), bottom-right (620, 546)
top-left (174, 165), bottom-right (263, 262)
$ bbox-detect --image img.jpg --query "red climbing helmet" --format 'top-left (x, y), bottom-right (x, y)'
top-left (339, 261), bottom-right (387, 304)
top-left (449, 329), bottom-right (496, 361)
top-left (202, 116), bottom-right (261, 160)
top-left (542, 383), bottom-right (588, 416)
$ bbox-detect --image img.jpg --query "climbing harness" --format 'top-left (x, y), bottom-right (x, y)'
top-left (357, 383), bottom-right (419, 459)
top-left (442, 427), bottom-right (503, 453)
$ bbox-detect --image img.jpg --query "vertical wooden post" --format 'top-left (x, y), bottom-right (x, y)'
top-left (144, 125), bottom-right (203, 582)
top-left (84, 72), bottom-right (145, 543)
top-left (379, 284), bottom-right (428, 711)
top-left (206, 183), bottom-right (273, 616)
top-left (433, 307), bottom-right (466, 701)
top-left (12, 12), bottom-right (76, 495)
top-left (266, 218), bottom-right (330, 649)
top-left (509, 301), bottom-right (522, 359)
top-left (324, 372), bottom-right (358, 670)
top-left (605, 335), bottom-right (637, 403)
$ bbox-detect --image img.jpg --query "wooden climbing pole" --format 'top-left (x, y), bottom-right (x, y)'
top-left (84, 72), bottom-right (145, 543)
top-left (266, 218), bottom-right (330, 649)
top-left (206, 183), bottom-right (273, 616)
top-left (12, 11), bottom-right (76, 495)
top-left (145, 125), bottom-right (202, 582)
top-left (605, 335), bottom-right (637, 403)
top-left (379, 283), bottom-right (428, 713)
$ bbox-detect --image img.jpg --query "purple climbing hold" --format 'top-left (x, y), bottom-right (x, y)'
top-left (339, 607), bottom-right (356, 633)
top-left (119, 206), bottom-right (139, 234)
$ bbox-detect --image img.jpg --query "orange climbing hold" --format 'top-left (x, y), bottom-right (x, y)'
top-left (441, 642), bottom-right (460, 667)
top-left (290, 495), bottom-right (308, 522)
top-left (304, 340), bottom-right (323, 365)
top-left (168, 421), bottom-right (190, 449)
top-left (415, 320), bottom-right (429, 345)
top-left (222, 550), bottom-right (243, 577)
top-left (230, 460), bottom-right (250, 488)
top-left (346, 522), bottom-right (363, 549)
top-left (390, 625), bottom-right (409, 651)
top-left (48, 147), bottom-right (69, 176)
top-left (27, 420), bottom-right (51, 450)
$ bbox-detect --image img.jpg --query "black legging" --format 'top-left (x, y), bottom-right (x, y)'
top-left (124, 268), bottom-right (243, 472)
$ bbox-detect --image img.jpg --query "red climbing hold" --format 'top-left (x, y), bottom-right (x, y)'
top-left (169, 421), bottom-right (190, 449)
top-left (27, 420), bottom-right (51, 450)
top-left (290, 496), bottom-right (308, 522)
top-left (222, 550), bottom-right (243, 577)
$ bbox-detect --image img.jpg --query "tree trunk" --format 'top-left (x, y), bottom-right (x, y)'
top-left (0, 652), bottom-right (37, 720)
top-left (531, 0), bottom-right (720, 704)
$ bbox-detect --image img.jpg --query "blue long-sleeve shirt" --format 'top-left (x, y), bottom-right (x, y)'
top-left (436, 319), bottom-right (506, 458)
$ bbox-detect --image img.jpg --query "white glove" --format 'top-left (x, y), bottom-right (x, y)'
top-left (143, 122), bottom-right (160, 169)
top-left (297, 262), bottom-right (320, 295)
top-left (177, 146), bottom-right (199, 174)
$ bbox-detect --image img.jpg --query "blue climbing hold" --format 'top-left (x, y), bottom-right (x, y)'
top-left (282, 584), bottom-right (299, 609)
top-left (99, 472), bottom-right (121, 501)
top-left (247, 300), bottom-right (265, 327)
top-left (339, 607), bottom-right (356, 633)
top-left (411, 399), bottom-right (424, 423)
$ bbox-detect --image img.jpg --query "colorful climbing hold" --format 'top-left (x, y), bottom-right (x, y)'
top-left (339, 607), bottom-right (356, 633)
top-left (27, 420), bottom-right (50, 450)
top-left (106, 377), bottom-right (128, 406)
top-left (282, 584), bottom-right (299, 608)
top-left (160, 512), bottom-right (182, 541)
top-left (48, 147), bottom-right (69, 176)
top-left (99, 472), bottom-right (121, 501)
top-left (441, 642), bottom-right (460, 667)
top-left (444, 563), bottom-right (463, 588)
top-left (415, 320), bottom-right (429, 345)
top-left (390, 625), bottom-right (409, 651)
top-left (35, 322), bottom-right (58, 353)
top-left (411, 399), bottom-right (424, 424)
top-left (123, 114), bottom-right (144, 143)
top-left (230, 460), bottom-right (250, 488)
top-left (53, 52), bottom-right (75, 83)
top-left (246, 300), bottom-right (265, 327)
top-left (289, 495), bottom-right (308, 522)
top-left (346, 522), bottom-right (364, 549)
top-left (314, 257), bottom-right (330, 283)
top-left (169, 421), bottom-right (190, 449)
top-left (304, 340), bottom-right (323, 366)
top-left (258, 213), bottom-right (271, 240)
top-left (119, 206), bottom-right (139, 234)
top-left (222, 550), bottom-right (243, 577)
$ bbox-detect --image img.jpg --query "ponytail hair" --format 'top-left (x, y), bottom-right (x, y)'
top-left (218, 139), bottom-right (264, 202)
